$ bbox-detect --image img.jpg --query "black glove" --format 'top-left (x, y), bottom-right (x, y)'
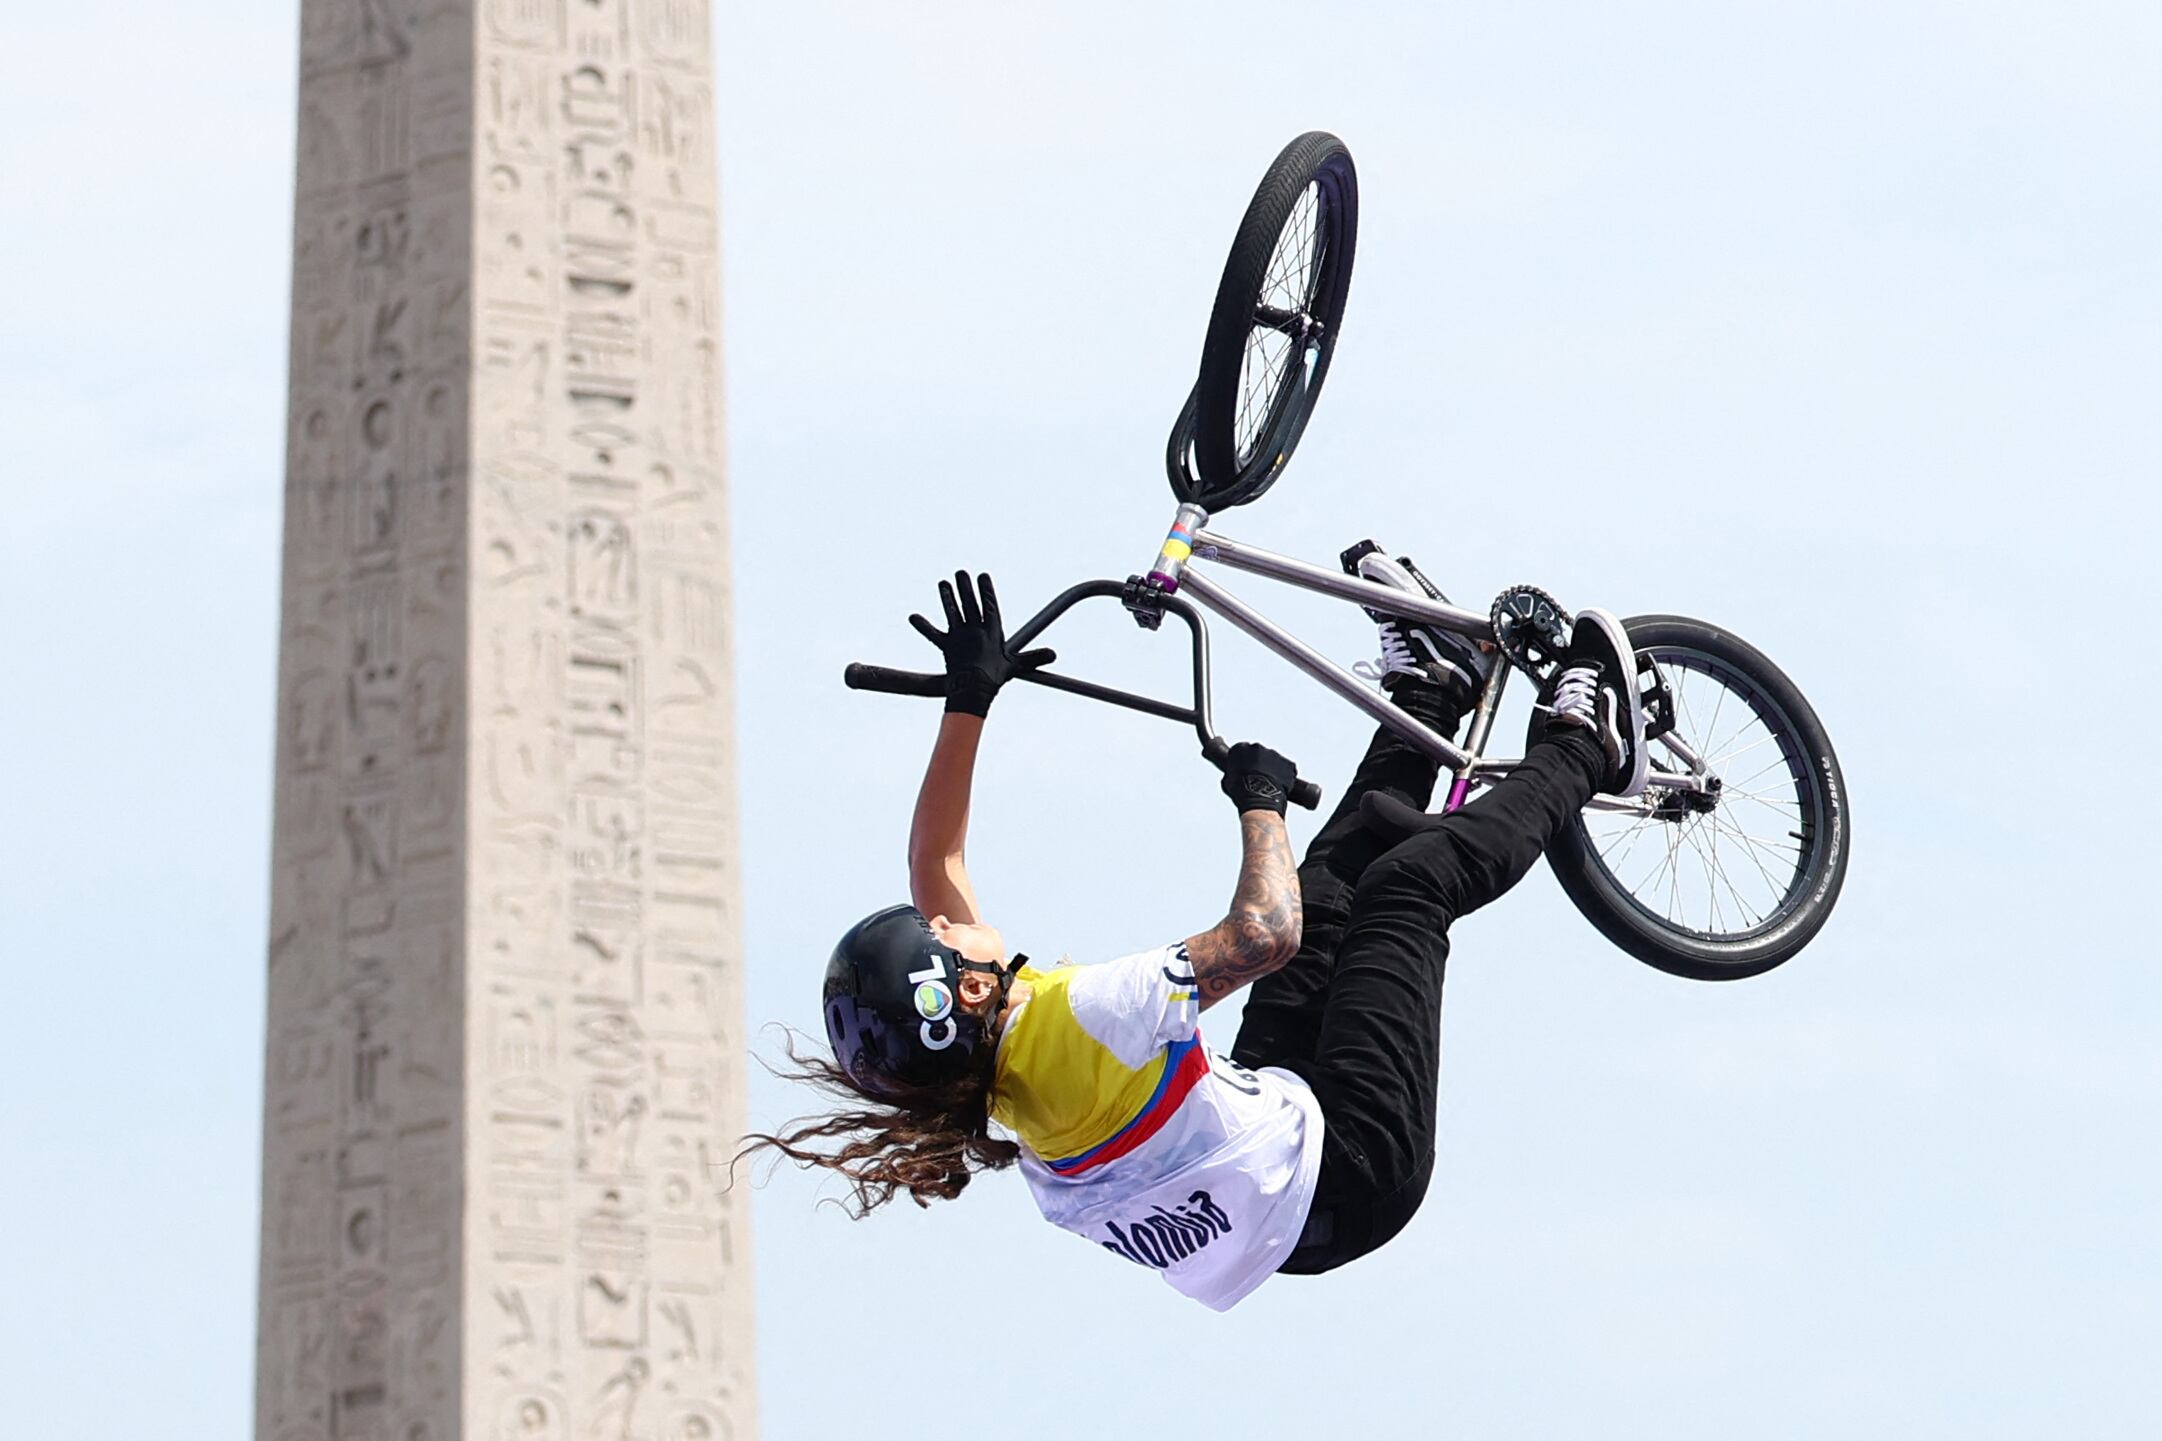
top-left (908, 571), bottom-right (1055, 716)
top-left (1219, 741), bottom-right (1299, 817)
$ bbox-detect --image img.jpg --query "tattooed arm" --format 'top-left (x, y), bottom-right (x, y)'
top-left (1183, 810), bottom-right (1302, 1010)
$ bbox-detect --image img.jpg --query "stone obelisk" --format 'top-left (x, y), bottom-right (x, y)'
top-left (258, 4), bottom-right (755, 1438)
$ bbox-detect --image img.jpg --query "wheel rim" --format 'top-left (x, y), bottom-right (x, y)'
top-left (1575, 646), bottom-right (1827, 945)
top-left (1234, 179), bottom-right (1334, 468)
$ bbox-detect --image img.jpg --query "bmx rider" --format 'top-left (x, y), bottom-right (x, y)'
top-left (748, 548), bottom-right (1650, 1310)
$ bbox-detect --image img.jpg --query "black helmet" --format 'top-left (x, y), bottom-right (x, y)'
top-left (823, 904), bottom-right (1011, 1097)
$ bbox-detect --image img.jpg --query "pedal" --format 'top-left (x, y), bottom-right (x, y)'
top-left (1637, 650), bottom-right (1677, 741)
top-left (1490, 585), bottom-right (1570, 679)
top-left (1338, 538), bottom-right (1386, 573)
top-left (1338, 538), bottom-right (1391, 622)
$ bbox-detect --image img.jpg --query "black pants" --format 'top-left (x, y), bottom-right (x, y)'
top-left (1230, 712), bottom-right (1603, 1275)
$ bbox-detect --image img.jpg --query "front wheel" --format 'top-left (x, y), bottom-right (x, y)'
top-left (1171, 130), bottom-right (1358, 512)
top-left (1534, 615), bottom-right (1850, 980)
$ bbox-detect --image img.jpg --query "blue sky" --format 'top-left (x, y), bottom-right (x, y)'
top-left (3, 2), bottom-right (2158, 1436)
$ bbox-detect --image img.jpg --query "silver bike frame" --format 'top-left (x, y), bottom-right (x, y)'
top-left (1148, 504), bottom-right (1713, 814)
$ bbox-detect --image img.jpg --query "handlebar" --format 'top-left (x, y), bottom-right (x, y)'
top-left (843, 662), bottom-right (944, 699)
top-left (844, 643), bottom-right (1323, 812)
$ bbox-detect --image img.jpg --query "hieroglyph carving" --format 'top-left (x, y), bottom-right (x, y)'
top-left (263, 3), bottom-right (751, 1438)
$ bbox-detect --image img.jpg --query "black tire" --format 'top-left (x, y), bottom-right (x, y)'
top-left (1169, 131), bottom-right (1358, 512)
top-left (1535, 615), bottom-right (1850, 980)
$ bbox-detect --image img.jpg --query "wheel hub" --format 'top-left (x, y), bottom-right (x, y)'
top-left (1652, 773), bottom-right (1723, 821)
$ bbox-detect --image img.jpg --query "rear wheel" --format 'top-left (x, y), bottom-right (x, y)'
top-left (1169, 131), bottom-right (1358, 511)
top-left (1535, 615), bottom-right (1850, 980)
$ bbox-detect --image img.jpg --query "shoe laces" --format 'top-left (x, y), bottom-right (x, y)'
top-left (1354, 622), bottom-right (1429, 682)
top-left (1549, 664), bottom-right (1600, 726)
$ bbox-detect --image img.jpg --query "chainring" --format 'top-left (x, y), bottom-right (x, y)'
top-left (1490, 585), bottom-right (1571, 680)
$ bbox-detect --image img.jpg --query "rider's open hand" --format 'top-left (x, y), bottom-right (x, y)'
top-left (909, 571), bottom-right (1055, 717)
top-left (1220, 741), bottom-right (1299, 817)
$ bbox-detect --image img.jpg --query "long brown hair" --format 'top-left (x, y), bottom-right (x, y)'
top-left (738, 1034), bottom-right (1018, 1215)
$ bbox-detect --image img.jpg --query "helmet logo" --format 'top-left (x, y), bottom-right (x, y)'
top-left (913, 980), bottom-right (953, 1023)
top-left (907, 955), bottom-right (960, 1052)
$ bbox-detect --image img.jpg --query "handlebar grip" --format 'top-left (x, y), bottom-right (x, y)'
top-left (844, 662), bottom-right (945, 698)
top-left (1201, 740), bottom-right (1324, 811)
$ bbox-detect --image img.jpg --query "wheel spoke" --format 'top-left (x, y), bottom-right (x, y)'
top-left (1697, 819), bottom-right (1764, 927)
top-left (1711, 816), bottom-right (1778, 894)
top-left (1702, 673), bottom-right (1729, 764)
top-left (1683, 823), bottom-right (1723, 932)
top-left (1637, 824), bottom-right (1679, 906)
top-left (1598, 814), bottom-right (1659, 867)
top-left (1714, 813), bottom-right (1795, 899)
top-left (1729, 766), bottom-right (1791, 804)
top-left (1664, 823), bottom-right (1684, 922)
top-left (1708, 729), bottom-right (1782, 770)
top-left (1674, 667), bottom-right (1702, 750)
top-left (1725, 787), bottom-right (1801, 816)
top-left (1235, 183), bottom-right (1328, 464)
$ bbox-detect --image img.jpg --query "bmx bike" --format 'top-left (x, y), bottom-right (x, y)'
top-left (848, 131), bottom-right (1849, 982)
